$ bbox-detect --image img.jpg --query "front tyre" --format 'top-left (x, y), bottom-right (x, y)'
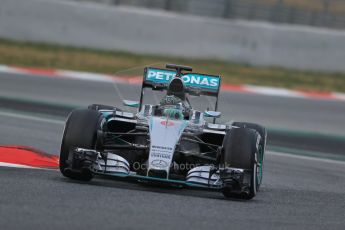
top-left (220, 128), bottom-right (260, 200)
top-left (232, 122), bottom-right (266, 190)
top-left (60, 109), bottom-right (102, 181)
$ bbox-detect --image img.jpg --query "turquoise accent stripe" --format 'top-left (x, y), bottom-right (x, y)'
top-left (149, 116), bottom-right (153, 132)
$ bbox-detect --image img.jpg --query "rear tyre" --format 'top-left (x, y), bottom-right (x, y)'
top-left (232, 122), bottom-right (266, 189)
top-left (221, 128), bottom-right (260, 200)
top-left (60, 109), bottom-right (102, 181)
top-left (232, 122), bottom-right (266, 146)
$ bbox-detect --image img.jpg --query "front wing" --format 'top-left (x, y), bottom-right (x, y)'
top-left (67, 148), bottom-right (252, 193)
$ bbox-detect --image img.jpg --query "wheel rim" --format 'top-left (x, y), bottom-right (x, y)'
top-left (252, 157), bottom-right (257, 195)
top-left (256, 145), bottom-right (264, 186)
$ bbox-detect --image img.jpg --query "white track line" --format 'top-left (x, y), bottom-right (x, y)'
top-left (0, 162), bottom-right (39, 169)
top-left (267, 151), bottom-right (345, 165)
top-left (0, 162), bottom-right (57, 170)
top-left (0, 111), bottom-right (65, 125)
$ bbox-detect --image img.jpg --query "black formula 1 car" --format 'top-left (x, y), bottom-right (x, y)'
top-left (59, 64), bottom-right (267, 199)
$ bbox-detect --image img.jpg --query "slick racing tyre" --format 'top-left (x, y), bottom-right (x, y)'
top-left (232, 122), bottom-right (267, 147)
top-left (221, 128), bottom-right (260, 200)
top-left (232, 122), bottom-right (266, 189)
top-left (60, 109), bottom-right (102, 181)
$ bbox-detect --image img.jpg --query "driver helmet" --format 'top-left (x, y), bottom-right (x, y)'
top-left (167, 78), bottom-right (186, 101)
top-left (160, 78), bottom-right (188, 119)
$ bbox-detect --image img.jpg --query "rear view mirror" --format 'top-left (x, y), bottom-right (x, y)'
top-left (123, 100), bottom-right (139, 108)
top-left (204, 111), bottom-right (221, 118)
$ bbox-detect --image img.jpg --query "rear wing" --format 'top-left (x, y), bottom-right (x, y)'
top-left (139, 67), bottom-right (221, 112)
top-left (142, 67), bottom-right (221, 96)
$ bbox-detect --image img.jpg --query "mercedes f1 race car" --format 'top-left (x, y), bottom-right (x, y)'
top-left (59, 64), bottom-right (267, 199)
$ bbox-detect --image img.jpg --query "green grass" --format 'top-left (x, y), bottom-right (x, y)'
top-left (1, 38), bottom-right (345, 92)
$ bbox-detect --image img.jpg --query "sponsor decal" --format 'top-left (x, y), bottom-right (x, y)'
top-left (147, 69), bottom-right (175, 81)
top-left (150, 145), bottom-right (173, 160)
top-left (146, 68), bottom-right (219, 90)
top-left (160, 120), bottom-right (174, 126)
top-left (148, 117), bottom-right (188, 175)
top-left (151, 159), bottom-right (168, 168)
top-left (181, 75), bottom-right (219, 88)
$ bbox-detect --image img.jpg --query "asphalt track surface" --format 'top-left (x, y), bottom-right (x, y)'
top-left (0, 113), bottom-right (345, 230)
top-left (0, 72), bottom-right (345, 229)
